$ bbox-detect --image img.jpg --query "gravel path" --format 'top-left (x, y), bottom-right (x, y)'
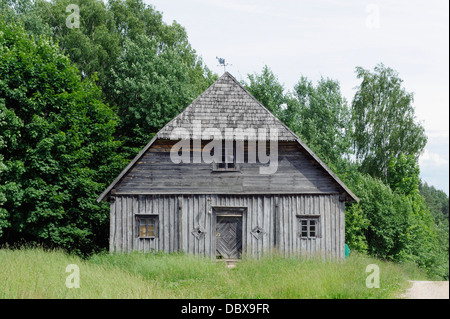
top-left (401, 281), bottom-right (449, 299)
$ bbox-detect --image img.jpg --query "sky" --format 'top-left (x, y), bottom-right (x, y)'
top-left (146, 0), bottom-right (449, 194)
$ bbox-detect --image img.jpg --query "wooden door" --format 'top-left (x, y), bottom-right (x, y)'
top-left (216, 216), bottom-right (242, 259)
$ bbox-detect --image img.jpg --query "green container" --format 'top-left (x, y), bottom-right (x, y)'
top-left (345, 244), bottom-right (350, 259)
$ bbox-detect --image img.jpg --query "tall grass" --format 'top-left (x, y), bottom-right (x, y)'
top-left (0, 247), bottom-right (173, 298)
top-left (0, 247), bottom-right (428, 299)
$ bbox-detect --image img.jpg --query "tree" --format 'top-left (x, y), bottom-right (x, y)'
top-left (387, 153), bottom-right (420, 196)
top-left (0, 16), bottom-right (124, 254)
top-left (106, 34), bottom-right (216, 155)
top-left (243, 66), bottom-right (290, 122)
top-left (243, 66), bottom-right (308, 142)
top-left (20, 0), bottom-right (216, 154)
top-left (345, 202), bottom-right (369, 253)
top-left (419, 181), bottom-right (449, 221)
top-left (293, 76), bottom-right (352, 167)
top-left (352, 63), bottom-right (427, 180)
top-left (243, 68), bottom-right (352, 169)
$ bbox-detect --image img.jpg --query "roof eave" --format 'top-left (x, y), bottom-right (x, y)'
top-left (96, 135), bottom-right (159, 202)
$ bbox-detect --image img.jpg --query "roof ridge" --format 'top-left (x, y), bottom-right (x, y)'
top-left (157, 71), bottom-right (296, 141)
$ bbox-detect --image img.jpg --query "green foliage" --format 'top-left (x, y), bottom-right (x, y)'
top-left (7, 0), bottom-right (216, 155)
top-left (28, 0), bottom-right (122, 83)
top-left (419, 181), bottom-right (449, 221)
top-left (345, 203), bottom-right (369, 253)
top-left (352, 63), bottom-right (427, 180)
top-left (348, 173), bottom-right (406, 259)
top-left (387, 153), bottom-right (420, 196)
top-left (418, 181), bottom-right (449, 279)
top-left (243, 65), bottom-right (290, 122)
top-left (293, 76), bottom-right (352, 167)
top-left (106, 33), bottom-right (214, 153)
top-left (342, 169), bottom-right (445, 278)
top-left (243, 67), bottom-right (352, 169)
top-left (0, 16), bottom-right (124, 254)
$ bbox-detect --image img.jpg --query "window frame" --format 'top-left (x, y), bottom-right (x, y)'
top-left (135, 214), bottom-right (159, 239)
top-left (297, 215), bottom-right (320, 239)
top-left (212, 140), bottom-right (241, 172)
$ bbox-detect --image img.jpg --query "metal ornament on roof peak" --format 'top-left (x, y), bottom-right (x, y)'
top-left (216, 56), bottom-right (232, 72)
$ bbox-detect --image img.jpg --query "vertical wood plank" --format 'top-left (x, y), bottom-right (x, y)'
top-left (331, 196), bottom-right (335, 258)
top-left (183, 196), bottom-right (188, 253)
top-left (241, 197), bottom-right (247, 258)
top-left (205, 196), bottom-right (211, 258)
top-left (152, 195), bottom-right (157, 252)
top-left (262, 196), bottom-right (268, 255)
top-left (326, 195), bottom-right (331, 259)
top-left (336, 198), bottom-right (340, 259)
top-left (341, 199), bottom-right (345, 259)
top-left (188, 195), bottom-right (194, 254)
top-left (122, 196), bottom-right (127, 252)
top-left (129, 196), bottom-right (136, 252)
top-left (199, 195), bottom-right (206, 256)
top-left (156, 195), bottom-right (161, 251)
top-left (279, 196), bottom-right (284, 256)
top-left (109, 197), bottom-right (116, 253)
top-left (169, 196), bottom-right (173, 253)
top-left (178, 196), bottom-right (182, 253)
top-left (164, 195), bottom-right (170, 253)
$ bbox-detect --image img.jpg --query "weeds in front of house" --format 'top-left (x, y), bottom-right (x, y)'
top-left (0, 247), bottom-right (428, 298)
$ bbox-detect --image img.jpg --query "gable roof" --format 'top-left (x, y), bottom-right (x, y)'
top-left (156, 72), bottom-right (295, 141)
top-left (97, 72), bottom-right (359, 203)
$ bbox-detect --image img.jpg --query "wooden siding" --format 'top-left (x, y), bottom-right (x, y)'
top-left (113, 140), bottom-right (342, 195)
top-left (109, 194), bottom-right (345, 259)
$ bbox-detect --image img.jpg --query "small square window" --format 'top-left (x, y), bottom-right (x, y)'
top-left (212, 141), bottom-right (240, 172)
top-left (136, 215), bottom-right (158, 238)
top-left (297, 216), bottom-right (320, 239)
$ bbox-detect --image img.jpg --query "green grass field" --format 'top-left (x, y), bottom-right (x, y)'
top-left (0, 247), bottom-right (428, 299)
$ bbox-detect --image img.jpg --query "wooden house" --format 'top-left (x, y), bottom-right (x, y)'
top-left (97, 72), bottom-right (358, 260)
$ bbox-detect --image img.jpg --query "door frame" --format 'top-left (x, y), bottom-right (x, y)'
top-left (212, 206), bottom-right (247, 260)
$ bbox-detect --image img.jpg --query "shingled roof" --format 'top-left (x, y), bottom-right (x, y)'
top-left (156, 72), bottom-right (295, 141)
top-left (97, 72), bottom-right (359, 202)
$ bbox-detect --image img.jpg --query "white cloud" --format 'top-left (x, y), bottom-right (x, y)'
top-left (419, 149), bottom-right (449, 167)
top-left (426, 130), bottom-right (449, 140)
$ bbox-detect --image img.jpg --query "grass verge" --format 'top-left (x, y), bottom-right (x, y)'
top-left (0, 247), bottom-right (428, 298)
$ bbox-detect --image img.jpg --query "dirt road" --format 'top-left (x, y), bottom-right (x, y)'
top-left (401, 281), bottom-right (449, 299)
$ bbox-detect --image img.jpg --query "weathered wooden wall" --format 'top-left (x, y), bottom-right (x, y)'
top-left (109, 194), bottom-right (345, 259)
top-left (113, 140), bottom-right (342, 195)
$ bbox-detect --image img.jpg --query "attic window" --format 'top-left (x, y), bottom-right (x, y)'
top-left (212, 141), bottom-right (240, 171)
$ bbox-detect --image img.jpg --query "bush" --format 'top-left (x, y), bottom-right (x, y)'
top-left (0, 16), bottom-right (124, 255)
top-left (343, 169), bottom-right (445, 279)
